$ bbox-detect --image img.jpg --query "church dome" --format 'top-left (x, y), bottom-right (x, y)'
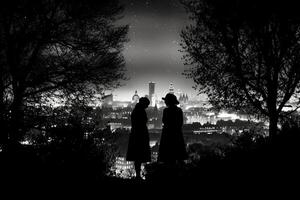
top-left (132, 90), bottom-right (140, 102)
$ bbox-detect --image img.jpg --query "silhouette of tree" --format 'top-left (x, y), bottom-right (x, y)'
top-left (0, 0), bottom-right (128, 143)
top-left (181, 0), bottom-right (300, 137)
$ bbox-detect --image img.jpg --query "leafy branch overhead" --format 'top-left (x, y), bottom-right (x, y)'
top-left (180, 0), bottom-right (300, 136)
top-left (0, 0), bottom-right (128, 141)
top-left (0, 0), bottom-right (128, 103)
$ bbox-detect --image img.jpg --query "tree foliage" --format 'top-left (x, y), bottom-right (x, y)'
top-left (181, 0), bottom-right (300, 136)
top-left (0, 0), bottom-right (128, 141)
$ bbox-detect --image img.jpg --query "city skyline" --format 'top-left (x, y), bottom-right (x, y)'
top-left (109, 81), bottom-right (207, 102)
top-left (113, 0), bottom-right (202, 101)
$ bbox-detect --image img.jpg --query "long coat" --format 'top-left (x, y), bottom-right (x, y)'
top-left (126, 103), bottom-right (151, 162)
top-left (158, 105), bottom-right (187, 162)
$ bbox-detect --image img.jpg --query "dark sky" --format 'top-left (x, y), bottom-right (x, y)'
top-left (113, 0), bottom-right (204, 101)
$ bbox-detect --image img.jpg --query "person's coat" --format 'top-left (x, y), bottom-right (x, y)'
top-left (158, 105), bottom-right (187, 162)
top-left (126, 103), bottom-right (151, 162)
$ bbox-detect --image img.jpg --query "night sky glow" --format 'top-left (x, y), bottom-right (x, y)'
top-left (113, 0), bottom-right (205, 101)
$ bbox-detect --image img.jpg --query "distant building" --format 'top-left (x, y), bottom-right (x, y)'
top-left (149, 82), bottom-right (155, 97)
top-left (102, 94), bottom-right (113, 107)
top-left (149, 82), bottom-right (155, 106)
top-left (169, 83), bottom-right (175, 94)
top-left (108, 122), bottom-right (123, 132)
top-left (112, 101), bottom-right (131, 108)
top-left (114, 157), bottom-right (134, 178)
top-left (132, 90), bottom-right (140, 104)
top-left (179, 93), bottom-right (189, 104)
top-left (147, 123), bottom-right (155, 129)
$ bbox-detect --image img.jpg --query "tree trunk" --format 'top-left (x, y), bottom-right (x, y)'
top-left (0, 105), bottom-right (8, 145)
top-left (268, 113), bottom-right (279, 138)
top-left (9, 85), bottom-right (25, 143)
top-left (0, 74), bottom-right (8, 145)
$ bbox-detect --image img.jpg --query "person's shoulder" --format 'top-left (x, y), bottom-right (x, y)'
top-left (175, 106), bottom-right (183, 112)
top-left (131, 107), bottom-right (137, 113)
top-left (175, 107), bottom-right (183, 115)
top-left (133, 104), bottom-right (143, 111)
top-left (131, 107), bottom-right (139, 115)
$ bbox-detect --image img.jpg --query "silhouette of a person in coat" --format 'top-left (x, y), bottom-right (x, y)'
top-left (126, 97), bottom-right (151, 179)
top-left (158, 93), bottom-right (187, 164)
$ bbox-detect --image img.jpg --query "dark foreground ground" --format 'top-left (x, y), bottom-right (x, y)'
top-left (1, 128), bottom-right (299, 196)
top-left (1, 155), bottom-right (298, 196)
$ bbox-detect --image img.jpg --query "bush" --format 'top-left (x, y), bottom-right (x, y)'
top-left (144, 124), bottom-right (300, 184)
top-left (1, 126), bottom-right (118, 186)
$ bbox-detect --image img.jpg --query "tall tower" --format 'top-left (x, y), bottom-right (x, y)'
top-left (169, 83), bottom-right (174, 94)
top-left (149, 82), bottom-right (155, 106)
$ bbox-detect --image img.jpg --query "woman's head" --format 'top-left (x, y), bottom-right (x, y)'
top-left (162, 93), bottom-right (179, 106)
top-left (138, 97), bottom-right (150, 108)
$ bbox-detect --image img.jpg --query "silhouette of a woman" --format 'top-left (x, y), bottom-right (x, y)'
top-left (158, 93), bottom-right (187, 164)
top-left (126, 97), bottom-right (151, 179)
